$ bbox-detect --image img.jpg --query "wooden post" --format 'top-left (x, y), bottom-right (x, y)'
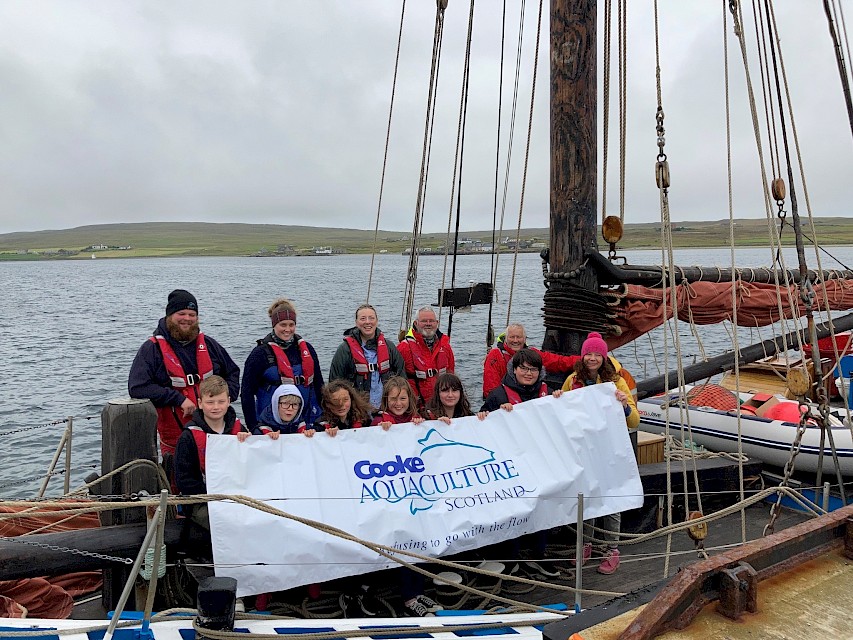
top-left (542, 0), bottom-right (598, 357)
top-left (99, 398), bottom-right (159, 610)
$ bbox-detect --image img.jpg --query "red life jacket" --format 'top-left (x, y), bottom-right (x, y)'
top-left (149, 333), bottom-right (214, 454)
top-left (405, 331), bottom-right (453, 408)
top-left (268, 340), bottom-right (315, 387)
top-left (502, 382), bottom-right (549, 405)
top-left (373, 411), bottom-right (416, 426)
top-left (188, 419), bottom-right (244, 474)
top-left (404, 332), bottom-right (453, 381)
top-left (345, 334), bottom-right (391, 378)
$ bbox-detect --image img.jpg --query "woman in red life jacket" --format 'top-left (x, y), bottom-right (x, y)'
top-left (553, 332), bottom-right (639, 576)
top-left (479, 349), bottom-right (549, 413)
top-left (424, 373), bottom-right (487, 423)
top-left (329, 304), bottom-right (406, 409)
top-left (315, 380), bottom-right (374, 436)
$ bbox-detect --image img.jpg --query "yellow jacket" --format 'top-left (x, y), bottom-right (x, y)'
top-left (562, 372), bottom-right (640, 429)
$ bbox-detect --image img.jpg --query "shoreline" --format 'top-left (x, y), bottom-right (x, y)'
top-left (5, 244), bottom-right (853, 262)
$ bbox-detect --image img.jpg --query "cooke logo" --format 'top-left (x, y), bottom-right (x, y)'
top-left (354, 456), bottom-right (425, 479)
top-left (353, 428), bottom-right (534, 514)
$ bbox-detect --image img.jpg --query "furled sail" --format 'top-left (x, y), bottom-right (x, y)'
top-left (608, 280), bottom-right (853, 349)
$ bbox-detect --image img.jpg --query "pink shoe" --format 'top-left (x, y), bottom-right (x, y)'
top-left (571, 543), bottom-right (592, 567)
top-left (597, 549), bottom-right (620, 575)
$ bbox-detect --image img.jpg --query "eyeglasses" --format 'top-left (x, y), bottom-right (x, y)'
top-left (516, 365), bottom-right (539, 374)
top-left (278, 401), bottom-right (301, 409)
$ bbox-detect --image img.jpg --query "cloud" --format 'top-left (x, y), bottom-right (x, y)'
top-left (0, 1), bottom-right (848, 234)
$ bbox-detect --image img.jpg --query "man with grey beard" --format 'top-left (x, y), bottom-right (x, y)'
top-left (397, 305), bottom-right (456, 408)
top-left (129, 289), bottom-right (240, 460)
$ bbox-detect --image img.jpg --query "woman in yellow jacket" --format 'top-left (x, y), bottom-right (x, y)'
top-left (555, 332), bottom-right (638, 575)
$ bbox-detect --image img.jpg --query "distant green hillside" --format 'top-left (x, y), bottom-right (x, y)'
top-left (1, 218), bottom-right (851, 260)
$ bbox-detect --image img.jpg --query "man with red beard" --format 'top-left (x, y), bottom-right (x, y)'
top-left (129, 289), bottom-right (240, 462)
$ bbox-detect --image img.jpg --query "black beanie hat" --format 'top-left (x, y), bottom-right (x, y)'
top-left (166, 289), bottom-right (198, 316)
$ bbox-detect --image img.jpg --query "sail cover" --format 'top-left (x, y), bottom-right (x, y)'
top-left (609, 280), bottom-right (853, 349)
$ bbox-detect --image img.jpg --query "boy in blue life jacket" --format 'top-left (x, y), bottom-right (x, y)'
top-left (175, 375), bottom-right (250, 531)
top-left (254, 383), bottom-right (320, 437)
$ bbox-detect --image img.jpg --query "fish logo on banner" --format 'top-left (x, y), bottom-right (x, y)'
top-left (353, 428), bottom-right (536, 515)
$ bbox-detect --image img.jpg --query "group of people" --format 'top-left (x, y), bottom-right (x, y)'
top-left (128, 289), bottom-right (639, 613)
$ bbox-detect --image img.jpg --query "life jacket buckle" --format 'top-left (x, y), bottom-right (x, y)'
top-left (366, 363), bottom-right (379, 373)
top-left (425, 368), bottom-right (438, 377)
top-left (292, 375), bottom-right (306, 386)
top-left (185, 373), bottom-right (201, 386)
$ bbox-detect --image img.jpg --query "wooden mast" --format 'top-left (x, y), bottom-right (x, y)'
top-left (542, 0), bottom-right (598, 357)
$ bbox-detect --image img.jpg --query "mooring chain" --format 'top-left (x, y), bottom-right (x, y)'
top-left (764, 405), bottom-right (811, 535)
top-left (1, 420), bottom-right (67, 435)
top-left (0, 469), bottom-right (66, 491)
top-left (0, 533), bottom-right (134, 565)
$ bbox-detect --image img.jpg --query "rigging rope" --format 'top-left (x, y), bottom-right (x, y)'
top-left (438, 0), bottom-right (477, 335)
top-left (366, 0), bottom-right (407, 303)
top-left (601, 0), bottom-right (612, 226)
top-left (723, 0), bottom-right (747, 545)
top-left (505, 0), bottom-right (544, 325)
top-left (486, 0), bottom-right (508, 348)
top-left (401, 1), bottom-right (448, 334)
top-left (619, 0), bottom-right (628, 220)
top-left (766, 0), bottom-right (853, 433)
top-left (823, 0), bottom-right (853, 145)
top-left (490, 0), bottom-right (528, 337)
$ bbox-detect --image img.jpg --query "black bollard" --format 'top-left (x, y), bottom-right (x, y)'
top-left (196, 576), bottom-right (238, 638)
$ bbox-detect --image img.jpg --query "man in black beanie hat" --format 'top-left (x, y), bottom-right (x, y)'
top-left (129, 289), bottom-right (240, 464)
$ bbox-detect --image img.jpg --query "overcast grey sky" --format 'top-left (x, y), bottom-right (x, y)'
top-left (0, 1), bottom-right (849, 235)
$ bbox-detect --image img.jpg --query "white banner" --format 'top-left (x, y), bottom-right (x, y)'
top-left (206, 384), bottom-right (643, 596)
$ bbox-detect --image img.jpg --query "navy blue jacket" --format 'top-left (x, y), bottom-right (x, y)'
top-left (128, 318), bottom-right (240, 408)
top-left (240, 334), bottom-right (324, 429)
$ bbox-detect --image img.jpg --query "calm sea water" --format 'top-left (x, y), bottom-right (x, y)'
top-left (2, 246), bottom-right (852, 497)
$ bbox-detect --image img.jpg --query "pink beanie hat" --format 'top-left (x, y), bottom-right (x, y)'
top-left (581, 332), bottom-right (608, 357)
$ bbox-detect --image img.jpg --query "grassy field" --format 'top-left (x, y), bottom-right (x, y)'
top-left (1, 218), bottom-right (851, 260)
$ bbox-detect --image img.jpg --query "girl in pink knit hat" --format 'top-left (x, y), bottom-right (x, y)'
top-left (553, 331), bottom-right (639, 575)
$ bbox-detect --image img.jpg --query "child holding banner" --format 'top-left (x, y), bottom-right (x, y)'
top-left (315, 380), bottom-right (374, 435)
top-left (369, 376), bottom-right (442, 617)
top-left (372, 376), bottom-right (425, 428)
top-left (254, 383), bottom-right (317, 437)
top-left (554, 331), bottom-right (639, 575)
top-left (424, 373), bottom-right (487, 422)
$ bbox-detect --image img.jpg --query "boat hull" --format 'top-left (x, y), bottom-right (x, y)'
top-left (637, 394), bottom-right (853, 476)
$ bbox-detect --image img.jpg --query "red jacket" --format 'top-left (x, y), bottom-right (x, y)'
top-left (398, 329), bottom-right (455, 406)
top-left (482, 341), bottom-right (577, 398)
top-left (371, 411), bottom-right (419, 426)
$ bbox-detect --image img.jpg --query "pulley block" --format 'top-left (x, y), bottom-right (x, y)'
top-left (786, 368), bottom-right (811, 397)
top-left (686, 511), bottom-right (708, 542)
top-left (771, 177), bottom-right (786, 201)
